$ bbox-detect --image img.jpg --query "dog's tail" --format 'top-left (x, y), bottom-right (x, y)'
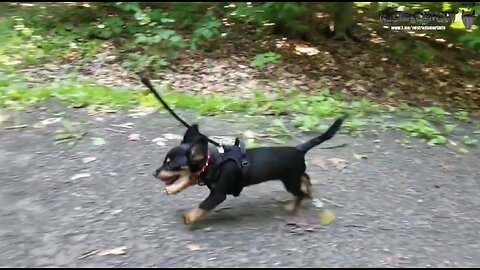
top-left (295, 115), bottom-right (347, 153)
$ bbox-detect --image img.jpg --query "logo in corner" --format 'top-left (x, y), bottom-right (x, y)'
top-left (461, 9), bottom-right (476, 30)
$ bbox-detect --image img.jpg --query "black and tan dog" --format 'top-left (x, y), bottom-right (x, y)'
top-left (152, 116), bottom-right (346, 225)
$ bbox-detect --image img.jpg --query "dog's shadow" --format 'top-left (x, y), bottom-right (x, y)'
top-left (176, 197), bottom-right (314, 230)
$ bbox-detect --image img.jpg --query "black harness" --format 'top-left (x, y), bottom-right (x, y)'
top-left (196, 137), bottom-right (250, 197)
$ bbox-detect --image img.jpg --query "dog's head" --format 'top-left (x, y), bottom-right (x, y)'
top-left (153, 124), bottom-right (209, 185)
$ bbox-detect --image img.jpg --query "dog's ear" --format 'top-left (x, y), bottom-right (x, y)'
top-left (182, 124), bottom-right (201, 143)
top-left (188, 137), bottom-right (208, 163)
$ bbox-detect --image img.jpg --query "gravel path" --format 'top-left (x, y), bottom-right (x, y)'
top-left (1, 105), bottom-right (479, 267)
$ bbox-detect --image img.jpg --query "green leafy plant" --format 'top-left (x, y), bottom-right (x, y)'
top-left (455, 111), bottom-right (470, 122)
top-left (90, 17), bottom-right (125, 39)
top-left (398, 119), bottom-right (446, 145)
top-left (343, 118), bottom-right (368, 137)
top-left (459, 30), bottom-right (480, 50)
top-left (293, 115), bottom-right (320, 132)
top-left (444, 124), bottom-right (457, 133)
top-left (251, 52), bottom-right (282, 69)
top-left (412, 41), bottom-right (435, 62)
top-left (463, 135), bottom-right (478, 146)
top-left (191, 12), bottom-right (222, 51)
top-left (424, 106), bottom-right (448, 121)
top-left (122, 52), bottom-right (168, 73)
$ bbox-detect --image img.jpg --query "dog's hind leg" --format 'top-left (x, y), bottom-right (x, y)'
top-left (301, 173), bottom-right (313, 199)
top-left (281, 176), bottom-right (308, 213)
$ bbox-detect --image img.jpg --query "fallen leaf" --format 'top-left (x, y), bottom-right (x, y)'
top-left (295, 45), bottom-right (319, 56)
top-left (78, 250), bottom-right (100, 260)
top-left (41, 118), bottom-right (62, 126)
top-left (457, 148), bottom-right (469, 154)
top-left (209, 136), bottom-right (235, 145)
top-left (92, 137), bottom-right (106, 146)
top-left (312, 198), bottom-right (324, 209)
top-left (440, 163), bottom-right (454, 171)
top-left (353, 153), bottom-right (367, 160)
top-left (111, 209), bottom-right (122, 215)
top-left (163, 133), bottom-right (183, 140)
top-left (187, 244), bottom-right (201, 251)
top-left (243, 130), bottom-right (256, 139)
top-left (328, 158), bottom-right (347, 170)
top-left (0, 114), bottom-right (9, 125)
top-left (5, 125), bottom-right (28, 130)
top-left (319, 209), bottom-right (336, 225)
top-left (82, 157), bottom-right (97, 164)
top-left (128, 133), bottom-right (141, 141)
top-left (153, 137), bottom-right (167, 146)
top-left (311, 157), bottom-right (328, 170)
top-left (111, 122), bottom-right (134, 129)
top-left (97, 246), bottom-right (127, 256)
top-left (128, 107), bottom-right (156, 118)
top-left (54, 133), bottom-right (73, 141)
top-left (105, 128), bottom-right (126, 134)
top-left (34, 117), bottom-right (62, 128)
top-left (71, 173), bottom-right (91, 180)
top-left (320, 197), bottom-right (344, 208)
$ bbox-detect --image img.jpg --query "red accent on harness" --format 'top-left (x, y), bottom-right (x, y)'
top-left (196, 156), bottom-right (211, 177)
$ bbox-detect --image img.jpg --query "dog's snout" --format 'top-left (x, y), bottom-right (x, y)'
top-left (153, 168), bottom-right (160, 177)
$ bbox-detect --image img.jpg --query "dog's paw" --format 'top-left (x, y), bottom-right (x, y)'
top-left (283, 200), bottom-right (297, 213)
top-left (164, 186), bottom-right (179, 195)
top-left (182, 208), bottom-right (205, 225)
top-left (182, 213), bottom-right (191, 225)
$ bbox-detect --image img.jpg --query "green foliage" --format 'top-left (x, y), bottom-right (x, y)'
top-left (412, 41), bottom-right (435, 62)
top-left (424, 106), bottom-right (448, 121)
top-left (455, 111), bottom-right (470, 122)
top-left (121, 53), bottom-right (168, 73)
top-left (460, 31), bottom-right (480, 51)
top-left (191, 12), bottom-right (222, 51)
top-left (88, 17), bottom-right (125, 39)
top-left (230, 2), bottom-right (309, 36)
top-left (397, 119), bottom-right (447, 145)
top-left (251, 52), bottom-right (282, 69)
top-left (462, 135), bottom-right (478, 146)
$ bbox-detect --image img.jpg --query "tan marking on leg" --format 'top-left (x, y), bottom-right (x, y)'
top-left (165, 174), bottom-right (196, 195)
top-left (301, 174), bottom-right (313, 199)
top-left (183, 208), bottom-right (205, 225)
top-left (284, 197), bottom-right (302, 213)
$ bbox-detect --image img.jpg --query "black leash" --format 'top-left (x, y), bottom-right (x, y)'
top-left (140, 77), bottom-right (222, 147)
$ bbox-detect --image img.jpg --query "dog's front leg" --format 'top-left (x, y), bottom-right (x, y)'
top-left (183, 191), bottom-right (226, 225)
top-left (165, 175), bottom-right (196, 195)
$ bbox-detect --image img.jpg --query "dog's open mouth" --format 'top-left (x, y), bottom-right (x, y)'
top-left (162, 175), bottom-right (180, 185)
top-left (158, 172), bottom-right (180, 186)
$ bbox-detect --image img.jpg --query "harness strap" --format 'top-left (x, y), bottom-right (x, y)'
top-left (235, 137), bottom-right (249, 167)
